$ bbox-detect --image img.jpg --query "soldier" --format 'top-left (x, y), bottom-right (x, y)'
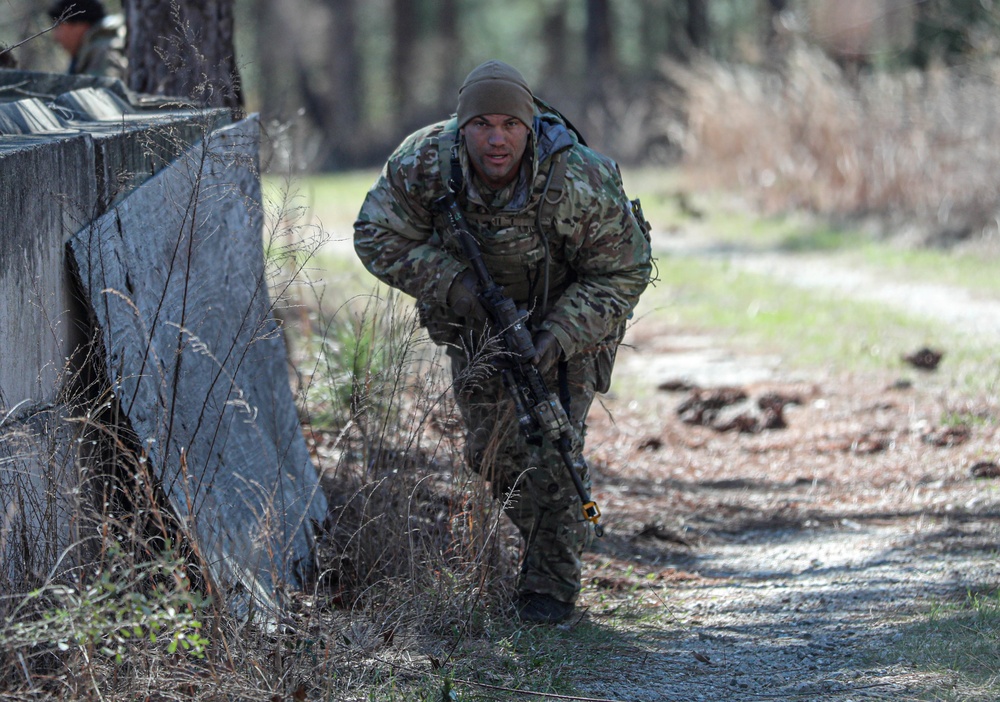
top-left (354, 60), bottom-right (652, 623)
top-left (47, 0), bottom-right (127, 80)
top-left (0, 45), bottom-right (17, 69)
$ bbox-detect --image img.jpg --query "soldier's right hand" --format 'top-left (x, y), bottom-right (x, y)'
top-left (446, 270), bottom-right (488, 322)
top-left (530, 330), bottom-right (562, 372)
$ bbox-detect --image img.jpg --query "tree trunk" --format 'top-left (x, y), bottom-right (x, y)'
top-left (664, 1), bottom-right (687, 61)
top-left (762, 0), bottom-right (789, 65)
top-left (392, 0), bottom-right (418, 131)
top-left (252, 0), bottom-right (285, 117)
top-left (540, 0), bottom-right (571, 106)
top-left (124, 0), bottom-right (242, 112)
top-left (685, 0), bottom-right (710, 52)
top-left (435, 0), bottom-right (460, 108)
top-left (585, 0), bottom-right (614, 101)
top-left (315, 0), bottom-right (362, 167)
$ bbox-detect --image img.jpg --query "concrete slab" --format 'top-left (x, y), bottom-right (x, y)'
top-left (68, 116), bottom-right (328, 619)
top-left (0, 97), bottom-right (65, 134)
top-left (0, 135), bottom-right (96, 406)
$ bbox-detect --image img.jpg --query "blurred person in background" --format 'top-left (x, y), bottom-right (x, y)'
top-left (355, 60), bottom-right (652, 624)
top-left (0, 44), bottom-right (17, 68)
top-left (47, 0), bottom-right (126, 79)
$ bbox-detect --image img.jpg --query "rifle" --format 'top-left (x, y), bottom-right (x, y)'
top-left (435, 192), bottom-right (604, 537)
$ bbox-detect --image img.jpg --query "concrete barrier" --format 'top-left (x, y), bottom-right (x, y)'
top-left (0, 69), bottom-right (327, 620)
top-left (70, 118), bottom-right (328, 618)
top-left (1, 70), bottom-right (223, 405)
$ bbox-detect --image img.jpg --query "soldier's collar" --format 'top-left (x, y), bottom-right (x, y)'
top-left (459, 145), bottom-right (532, 211)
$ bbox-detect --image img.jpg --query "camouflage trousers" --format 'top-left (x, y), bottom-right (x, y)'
top-left (448, 347), bottom-right (599, 604)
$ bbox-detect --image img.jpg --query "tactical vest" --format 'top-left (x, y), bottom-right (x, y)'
top-left (433, 116), bottom-right (573, 315)
top-left (427, 108), bottom-right (652, 381)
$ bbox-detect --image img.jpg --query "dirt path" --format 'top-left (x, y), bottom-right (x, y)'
top-left (569, 239), bottom-right (1000, 701)
top-left (581, 522), bottom-right (996, 701)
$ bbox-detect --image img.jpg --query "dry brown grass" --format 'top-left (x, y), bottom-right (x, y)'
top-left (671, 46), bottom-right (1000, 245)
top-left (0, 293), bottom-right (529, 700)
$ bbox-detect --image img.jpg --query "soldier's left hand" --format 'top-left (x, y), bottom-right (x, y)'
top-left (531, 331), bottom-right (561, 372)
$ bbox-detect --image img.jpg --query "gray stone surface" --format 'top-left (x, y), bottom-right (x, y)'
top-left (0, 135), bottom-right (96, 407)
top-left (68, 116), bottom-right (327, 618)
top-left (0, 84), bottom-right (227, 409)
top-left (52, 87), bottom-right (134, 121)
top-left (0, 97), bottom-right (65, 133)
top-left (0, 404), bottom-right (83, 588)
top-left (84, 112), bottom-right (227, 210)
top-left (0, 68), bottom-right (131, 105)
top-left (0, 70), bottom-right (323, 618)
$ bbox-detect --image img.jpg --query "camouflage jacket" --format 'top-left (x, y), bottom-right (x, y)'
top-left (354, 106), bottom-right (652, 360)
top-left (71, 15), bottom-right (127, 80)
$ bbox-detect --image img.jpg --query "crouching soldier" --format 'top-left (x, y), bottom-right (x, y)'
top-left (354, 60), bottom-right (652, 623)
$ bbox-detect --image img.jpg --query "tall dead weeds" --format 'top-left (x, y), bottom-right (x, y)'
top-left (671, 46), bottom-right (1000, 245)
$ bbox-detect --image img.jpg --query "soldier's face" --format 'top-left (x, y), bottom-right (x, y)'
top-left (462, 114), bottom-right (530, 189)
top-left (52, 21), bottom-right (89, 57)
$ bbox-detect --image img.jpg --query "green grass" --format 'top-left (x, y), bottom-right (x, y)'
top-left (620, 167), bottom-right (690, 233)
top-left (624, 166), bottom-right (1000, 297)
top-left (263, 170), bottom-right (387, 325)
top-left (264, 169), bottom-right (381, 241)
top-left (852, 244), bottom-right (1000, 296)
top-left (269, 167), bottom-right (1000, 302)
top-left (634, 253), bottom-right (998, 395)
top-left (266, 167), bottom-right (1000, 400)
top-left (888, 589), bottom-right (1000, 701)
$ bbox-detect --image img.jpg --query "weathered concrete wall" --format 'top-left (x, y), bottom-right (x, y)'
top-left (0, 134), bottom-right (95, 405)
top-left (0, 70), bottom-right (327, 619)
top-left (0, 70), bottom-right (227, 408)
top-left (0, 127), bottom-right (96, 586)
top-left (0, 68), bottom-right (133, 104)
top-left (0, 71), bottom-right (226, 592)
top-left (70, 118), bottom-right (328, 617)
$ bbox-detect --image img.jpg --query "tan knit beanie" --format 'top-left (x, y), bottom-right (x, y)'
top-left (457, 60), bottom-right (534, 128)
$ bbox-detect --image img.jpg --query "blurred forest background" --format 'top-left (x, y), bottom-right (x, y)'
top-left (4, 0), bottom-right (1000, 242)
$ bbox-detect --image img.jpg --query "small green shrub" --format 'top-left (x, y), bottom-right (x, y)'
top-left (1, 545), bottom-right (209, 666)
top-left (891, 589), bottom-right (1000, 698)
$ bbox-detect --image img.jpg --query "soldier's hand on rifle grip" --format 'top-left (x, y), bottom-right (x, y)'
top-left (447, 270), bottom-right (488, 322)
top-left (531, 330), bottom-right (562, 372)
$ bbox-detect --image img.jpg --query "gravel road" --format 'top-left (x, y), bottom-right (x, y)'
top-left (579, 520), bottom-right (998, 701)
top-left (568, 237), bottom-right (1000, 702)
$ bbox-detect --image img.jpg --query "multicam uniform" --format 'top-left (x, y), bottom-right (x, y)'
top-left (70, 14), bottom-right (127, 80)
top-left (354, 105), bottom-right (652, 605)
